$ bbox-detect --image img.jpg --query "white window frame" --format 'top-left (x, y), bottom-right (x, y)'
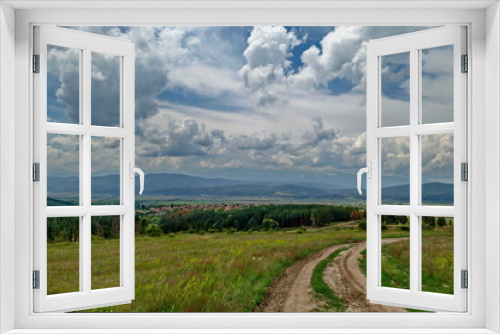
top-left (33, 26), bottom-right (136, 313)
top-left (0, 1), bottom-right (498, 333)
top-left (365, 26), bottom-right (467, 312)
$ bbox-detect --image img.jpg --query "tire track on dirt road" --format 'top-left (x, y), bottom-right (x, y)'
top-left (324, 239), bottom-right (408, 312)
top-left (256, 238), bottom-right (408, 312)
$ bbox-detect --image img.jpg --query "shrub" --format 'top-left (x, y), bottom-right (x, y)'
top-left (146, 224), bottom-right (162, 237)
top-left (262, 218), bottom-right (279, 231)
top-left (358, 221), bottom-right (367, 231)
top-left (226, 227), bottom-right (237, 234)
top-left (399, 225), bottom-right (410, 231)
top-left (437, 217), bottom-right (447, 227)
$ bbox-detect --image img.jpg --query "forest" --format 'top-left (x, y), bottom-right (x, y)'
top-left (47, 204), bottom-right (365, 242)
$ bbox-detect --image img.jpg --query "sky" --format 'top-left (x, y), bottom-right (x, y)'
top-left (46, 26), bottom-right (454, 185)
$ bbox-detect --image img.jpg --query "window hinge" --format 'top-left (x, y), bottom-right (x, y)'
top-left (33, 270), bottom-right (40, 289)
top-left (33, 163), bottom-right (40, 182)
top-left (461, 270), bottom-right (468, 289)
top-left (33, 54), bottom-right (40, 73)
top-left (461, 54), bottom-right (468, 73)
top-left (461, 162), bottom-right (468, 181)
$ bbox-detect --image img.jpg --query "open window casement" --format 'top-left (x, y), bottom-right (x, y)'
top-left (33, 26), bottom-right (140, 312)
top-left (363, 26), bottom-right (467, 312)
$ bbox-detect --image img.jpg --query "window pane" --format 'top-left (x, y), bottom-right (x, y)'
top-left (381, 215), bottom-right (410, 290)
top-left (91, 137), bottom-right (121, 205)
top-left (421, 134), bottom-right (454, 206)
top-left (47, 45), bottom-right (80, 124)
top-left (91, 215), bottom-right (121, 290)
top-left (47, 217), bottom-right (80, 295)
top-left (421, 45), bottom-right (454, 124)
top-left (381, 137), bottom-right (410, 205)
top-left (47, 134), bottom-right (80, 206)
top-left (91, 52), bottom-right (121, 127)
top-left (421, 217), bottom-right (454, 294)
top-left (381, 52), bottom-right (410, 127)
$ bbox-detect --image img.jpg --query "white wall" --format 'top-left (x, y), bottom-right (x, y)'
top-left (486, 2), bottom-right (500, 333)
top-left (0, 2), bottom-right (16, 333)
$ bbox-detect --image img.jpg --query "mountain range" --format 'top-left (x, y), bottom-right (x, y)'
top-left (47, 173), bottom-right (453, 203)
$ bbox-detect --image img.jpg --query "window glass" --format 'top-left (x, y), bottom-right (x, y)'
top-left (381, 137), bottom-right (410, 205)
top-left (91, 216), bottom-right (121, 290)
top-left (421, 45), bottom-right (454, 124)
top-left (381, 52), bottom-right (410, 127)
top-left (47, 134), bottom-right (80, 206)
top-left (91, 137), bottom-right (121, 205)
top-left (380, 215), bottom-right (410, 290)
top-left (47, 217), bottom-right (80, 295)
top-left (421, 217), bottom-right (454, 294)
top-left (421, 134), bottom-right (454, 206)
top-left (47, 45), bottom-right (80, 124)
top-left (91, 52), bottom-right (121, 127)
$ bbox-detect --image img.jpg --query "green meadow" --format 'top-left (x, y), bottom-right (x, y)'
top-left (47, 219), bottom-right (454, 312)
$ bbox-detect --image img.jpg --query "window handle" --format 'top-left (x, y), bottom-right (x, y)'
top-left (357, 162), bottom-right (371, 195)
top-left (129, 162), bottom-right (145, 195)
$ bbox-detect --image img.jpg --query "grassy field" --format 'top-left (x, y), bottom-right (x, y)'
top-left (48, 228), bottom-right (370, 312)
top-left (358, 225), bottom-right (454, 295)
top-left (47, 224), bottom-right (453, 312)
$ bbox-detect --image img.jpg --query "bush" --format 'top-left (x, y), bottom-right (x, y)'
top-left (146, 224), bottom-right (162, 237)
top-left (226, 227), bottom-right (237, 234)
top-left (262, 218), bottom-right (279, 231)
top-left (437, 217), bottom-right (447, 227)
top-left (358, 221), bottom-right (367, 231)
top-left (381, 224), bottom-right (388, 231)
top-left (399, 225), bottom-right (410, 231)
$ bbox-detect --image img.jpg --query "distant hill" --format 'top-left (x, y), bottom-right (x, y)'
top-left (47, 173), bottom-right (453, 204)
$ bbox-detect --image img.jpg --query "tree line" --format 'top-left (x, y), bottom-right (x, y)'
top-left (139, 204), bottom-right (363, 236)
top-left (47, 216), bottom-right (120, 243)
top-left (47, 204), bottom-right (365, 242)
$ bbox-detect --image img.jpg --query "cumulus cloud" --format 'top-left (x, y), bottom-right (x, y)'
top-left (422, 133), bottom-right (454, 182)
top-left (137, 114), bottom-right (225, 158)
top-left (301, 117), bottom-right (338, 146)
top-left (50, 26), bottom-right (246, 129)
top-left (238, 26), bottom-right (300, 106)
top-left (46, 26), bottom-right (455, 183)
top-left (47, 134), bottom-right (79, 176)
top-left (134, 112), bottom-right (366, 174)
top-left (291, 26), bottom-right (430, 93)
top-left (233, 131), bottom-right (277, 150)
top-left (47, 46), bottom-right (80, 123)
top-left (381, 137), bottom-right (410, 177)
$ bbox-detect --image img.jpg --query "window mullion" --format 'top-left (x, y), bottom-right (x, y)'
top-left (409, 47), bottom-right (420, 294)
top-left (82, 47), bottom-right (92, 294)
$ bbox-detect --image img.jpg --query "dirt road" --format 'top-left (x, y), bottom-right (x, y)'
top-left (256, 239), bottom-right (408, 312)
top-left (324, 239), bottom-right (407, 312)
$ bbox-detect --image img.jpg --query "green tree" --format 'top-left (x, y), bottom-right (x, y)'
top-left (311, 208), bottom-right (330, 226)
top-left (437, 217), bottom-right (447, 227)
top-left (262, 218), bottom-right (279, 231)
top-left (422, 216), bottom-right (436, 230)
top-left (146, 224), bottom-right (162, 237)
